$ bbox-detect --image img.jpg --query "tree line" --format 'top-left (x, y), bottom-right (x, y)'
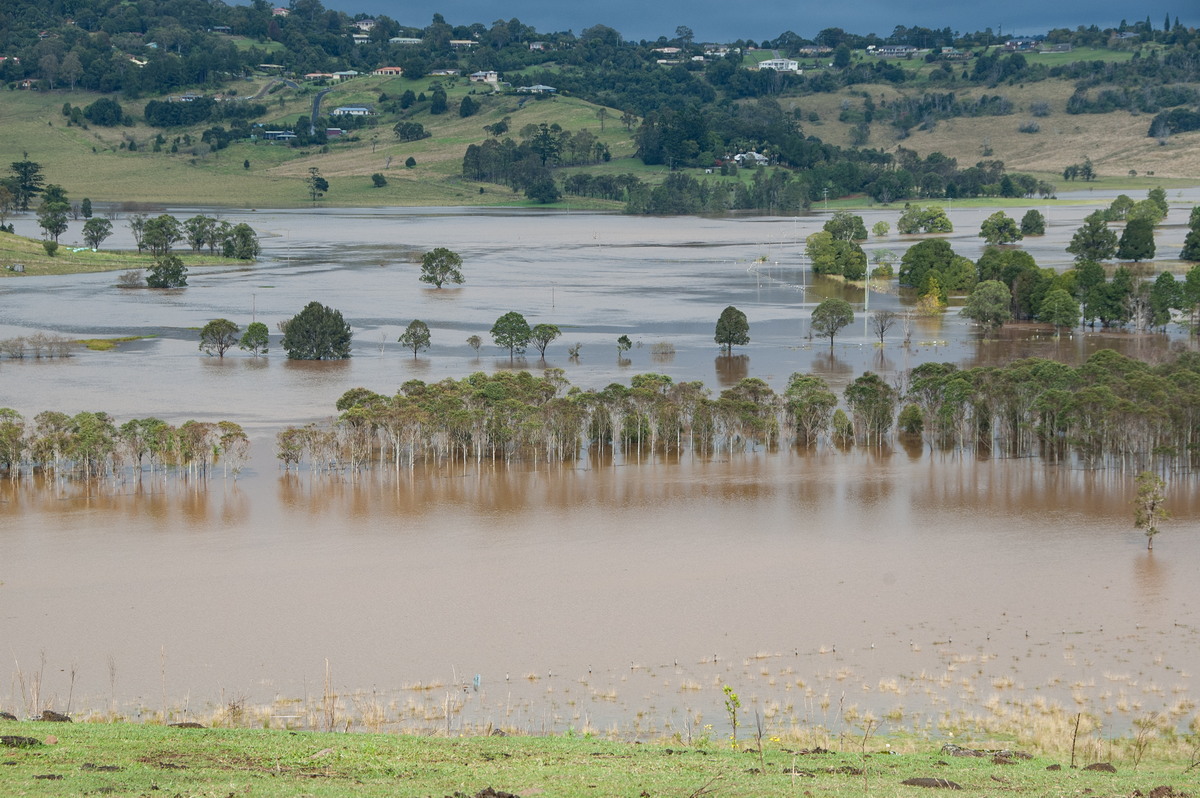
top-left (0, 409), bottom-right (249, 480)
top-left (266, 348), bottom-right (1200, 474)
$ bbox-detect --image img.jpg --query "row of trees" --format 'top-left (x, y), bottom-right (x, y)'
top-left (129, 212), bottom-right (261, 259)
top-left (270, 348), bottom-right (1200, 474)
top-left (0, 409), bottom-right (249, 480)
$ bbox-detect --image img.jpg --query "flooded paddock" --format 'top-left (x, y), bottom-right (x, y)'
top-left (1, 200), bottom-right (1198, 738)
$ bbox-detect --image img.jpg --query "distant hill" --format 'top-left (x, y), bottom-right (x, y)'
top-left (1, 0), bottom-right (1197, 209)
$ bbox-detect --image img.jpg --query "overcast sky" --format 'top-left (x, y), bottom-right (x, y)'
top-left (316, 0), bottom-right (1197, 42)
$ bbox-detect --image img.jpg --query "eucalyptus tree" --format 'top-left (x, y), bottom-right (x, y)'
top-left (784, 373), bottom-right (837, 445)
top-left (844, 372), bottom-right (898, 446)
top-left (811, 298), bottom-right (853, 347)
top-left (1134, 471), bottom-right (1168, 550)
top-left (398, 319), bottom-right (432, 358)
top-left (199, 318), bottom-right (240, 357)
top-left (82, 217), bottom-right (113, 249)
top-left (530, 323), bottom-right (561, 359)
top-left (0, 408), bottom-right (26, 474)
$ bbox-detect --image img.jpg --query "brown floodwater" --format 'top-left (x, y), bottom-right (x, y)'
top-left (2, 201), bottom-right (1199, 737)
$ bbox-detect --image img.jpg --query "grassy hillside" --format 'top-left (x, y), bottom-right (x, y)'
top-left (0, 77), bottom-right (635, 208)
top-left (786, 80), bottom-right (1200, 180)
top-left (1, 70), bottom-right (1196, 210)
top-left (0, 718), bottom-right (1196, 798)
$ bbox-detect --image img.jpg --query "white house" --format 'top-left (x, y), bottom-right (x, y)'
top-left (389, 37), bottom-right (423, 45)
top-left (469, 70), bottom-right (499, 83)
top-left (733, 151), bottom-right (769, 166)
top-left (872, 45), bottom-right (918, 58)
top-left (372, 66), bottom-right (404, 76)
top-left (516, 84), bottom-right (556, 94)
top-left (758, 58), bottom-right (799, 72)
top-left (331, 105), bottom-right (372, 116)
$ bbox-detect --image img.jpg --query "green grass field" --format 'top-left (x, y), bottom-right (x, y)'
top-left (0, 718), bottom-right (1195, 798)
top-left (0, 231), bottom-right (245, 278)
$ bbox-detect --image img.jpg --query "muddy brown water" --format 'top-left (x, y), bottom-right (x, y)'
top-left (1, 200), bottom-right (1198, 736)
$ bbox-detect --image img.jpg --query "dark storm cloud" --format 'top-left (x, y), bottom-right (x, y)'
top-left (320, 0), bottom-right (1195, 41)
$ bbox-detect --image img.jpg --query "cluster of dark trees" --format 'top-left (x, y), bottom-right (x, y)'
top-left (0, 409), bottom-right (249, 480)
top-left (461, 121), bottom-right (611, 200)
top-left (268, 347), bottom-right (1200, 474)
top-left (143, 97), bottom-right (266, 128)
top-left (127, 212), bottom-right (261, 260)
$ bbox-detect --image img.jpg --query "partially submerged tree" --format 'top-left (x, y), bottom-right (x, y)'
top-left (1133, 471), bottom-right (1168, 550)
top-left (1020, 209), bottom-right (1046, 236)
top-left (811, 298), bottom-right (853, 347)
top-left (979, 211), bottom-right (1022, 245)
top-left (869, 309), bottom-right (898, 344)
top-left (419, 247), bottom-right (465, 288)
top-left (490, 311), bottom-right (531, 360)
top-left (146, 255), bottom-right (187, 288)
top-left (714, 305), bottom-right (749, 353)
top-left (530, 323), bottom-right (561, 358)
top-left (199, 318), bottom-right (240, 357)
top-left (282, 301), bottom-right (352, 359)
top-left (239, 321), bottom-right (269, 356)
top-left (1067, 212), bottom-right (1118, 263)
top-left (397, 319), bottom-right (432, 357)
top-left (82, 217), bottom-right (113, 249)
top-left (961, 280), bottom-right (1013, 331)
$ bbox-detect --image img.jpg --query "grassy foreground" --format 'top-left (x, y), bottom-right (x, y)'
top-left (0, 719), bottom-right (1195, 798)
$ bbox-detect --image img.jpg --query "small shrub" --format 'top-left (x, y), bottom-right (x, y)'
top-left (42, 240), bottom-right (59, 256)
top-left (1018, 121), bottom-right (1040, 134)
top-left (1030, 101), bottom-right (1050, 117)
top-left (118, 269), bottom-right (144, 288)
top-left (405, 156), bottom-right (416, 168)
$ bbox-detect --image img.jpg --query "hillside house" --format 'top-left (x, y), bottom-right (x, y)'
top-left (871, 45), bottom-right (918, 58)
top-left (758, 58), bottom-right (799, 72)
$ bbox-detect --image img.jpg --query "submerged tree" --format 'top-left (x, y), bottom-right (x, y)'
top-left (491, 311), bottom-right (531, 360)
top-left (530, 323), bottom-right (561, 358)
top-left (282, 301), bottom-right (352, 360)
top-left (199, 318), bottom-right (240, 357)
top-left (1133, 471), bottom-right (1168, 550)
top-left (146, 255), bottom-right (187, 288)
top-left (397, 319), bottom-right (432, 357)
top-left (714, 305), bottom-right (749, 353)
top-left (811, 298), bottom-right (853, 347)
top-left (239, 321), bottom-right (270, 356)
top-left (419, 247), bottom-right (464, 288)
